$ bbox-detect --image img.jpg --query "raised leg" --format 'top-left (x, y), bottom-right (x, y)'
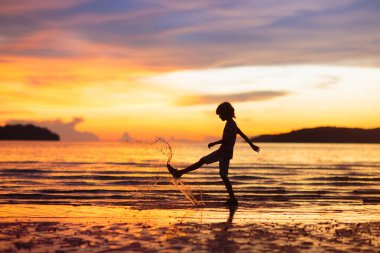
top-left (181, 159), bottom-right (205, 174)
top-left (167, 158), bottom-right (206, 178)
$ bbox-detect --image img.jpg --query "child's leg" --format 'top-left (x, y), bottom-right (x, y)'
top-left (168, 150), bottom-right (219, 178)
top-left (180, 159), bottom-right (206, 174)
top-left (168, 157), bottom-right (207, 178)
top-left (219, 159), bottom-right (237, 201)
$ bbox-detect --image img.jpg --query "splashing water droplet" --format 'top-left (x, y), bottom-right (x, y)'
top-left (151, 138), bottom-right (205, 207)
top-left (151, 137), bottom-right (174, 163)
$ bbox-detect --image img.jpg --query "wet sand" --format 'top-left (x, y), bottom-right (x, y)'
top-left (1, 204), bottom-right (379, 252)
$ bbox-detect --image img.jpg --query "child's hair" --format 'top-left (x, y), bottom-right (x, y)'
top-left (216, 102), bottom-right (235, 118)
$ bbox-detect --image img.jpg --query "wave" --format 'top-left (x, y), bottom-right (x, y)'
top-left (0, 161), bottom-right (39, 164)
top-left (230, 175), bottom-right (266, 180)
top-left (1, 169), bottom-right (48, 174)
top-left (95, 171), bottom-right (168, 175)
top-left (352, 189), bottom-right (380, 195)
top-left (308, 176), bottom-right (380, 181)
top-left (108, 180), bottom-right (161, 185)
top-left (1, 159), bottom-right (380, 208)
top-left (0, 194), bottom-right (133, 200)
top-left (36, 189), bottom-right (126, 194)
top-left (0, 161), bottom-right (167, 167)
top-left (308, 182), bottom-right (373, 186)
top-left (362, 198), bottom-right (380, 204)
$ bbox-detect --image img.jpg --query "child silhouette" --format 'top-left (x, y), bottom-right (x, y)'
top-left (167, 102), bottom-right (260, 206)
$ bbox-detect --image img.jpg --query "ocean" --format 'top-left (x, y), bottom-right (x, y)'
top-left (1, 141), bottom-right (380, 212)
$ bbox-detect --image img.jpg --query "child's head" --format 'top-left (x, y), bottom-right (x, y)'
top-left (216, 102), bottom-right (235, 120)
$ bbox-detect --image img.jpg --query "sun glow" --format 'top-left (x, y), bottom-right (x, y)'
top-left (1, 63), bottom-right (379, 141)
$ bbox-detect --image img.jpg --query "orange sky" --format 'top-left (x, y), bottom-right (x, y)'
top-left (1, 1), bottom-right (380, 141)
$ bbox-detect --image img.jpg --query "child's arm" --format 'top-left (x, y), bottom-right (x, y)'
top-left (208, 140), bottom-right (222, 149)
top-left (237, 128), bottom-right (260, 153)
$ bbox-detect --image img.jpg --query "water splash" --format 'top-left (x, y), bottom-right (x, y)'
top-left (151, 138), bottom-right (205, 207)
top-left (151, 138), bottom-right (173, 163)
top-left (171, 178), bottom-right (204, 207)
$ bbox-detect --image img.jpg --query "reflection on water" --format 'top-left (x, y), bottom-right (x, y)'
top-left (0, 204), bottom-right (379, 252)
top-left (0, 141), bottom-right (380, 212)
top-left (210, 206), bottom-right (238, 252)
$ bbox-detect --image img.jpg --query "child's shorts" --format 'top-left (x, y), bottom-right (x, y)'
top-left (200, 150), bottom-right (230, 177)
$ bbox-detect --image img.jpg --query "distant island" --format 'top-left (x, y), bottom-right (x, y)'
top-left (252, 127), bottom-right (380, 143)
top-left (0, 124), bottom-right (60, 141)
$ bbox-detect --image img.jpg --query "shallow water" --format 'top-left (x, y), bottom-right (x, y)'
top-left (1, 141), bottom-right (380, 212)
top-left (1, 141), bottom-right (380, 252)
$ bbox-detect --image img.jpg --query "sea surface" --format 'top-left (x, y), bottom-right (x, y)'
top-left (1, 141), bottom-right (380, 252)
top-left (1, 141), bottom-right (380, 212)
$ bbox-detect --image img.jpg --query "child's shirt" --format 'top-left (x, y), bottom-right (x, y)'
top-left (219, 119), bottom-right (238, 159)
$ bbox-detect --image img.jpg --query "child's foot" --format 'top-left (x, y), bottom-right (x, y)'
top-left (224, 198), bottom-right (238, 206)
top-left (167, 163), bottom-right (182, 179)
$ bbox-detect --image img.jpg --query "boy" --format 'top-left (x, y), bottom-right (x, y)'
top-left (167, 102), bottom-right (260, 206)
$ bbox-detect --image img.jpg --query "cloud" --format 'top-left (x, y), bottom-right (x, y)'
top-left (119, 132), bottom-right (133, 142)
top-left (0, 1), bottom-right (91, 14)
top-left (26, 75), bottom-right (81, 87)
top-left (176, 90), bottom-right (289, 106)
top-left (314, 76), bottom-right (340, 89)
top-left (1, 1), bottom-right (380, 68)
top-left (6, 117), bottom-right (99, 141)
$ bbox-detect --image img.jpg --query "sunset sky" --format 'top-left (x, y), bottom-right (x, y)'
top-left (1, 0), bottom-right (380, 141)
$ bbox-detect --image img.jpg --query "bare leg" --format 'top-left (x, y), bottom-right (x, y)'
top-left (181, 160), bottom-right (205, 174)
top-left (167, 159), bottom-right (206, 178)
top-left (219, 159), bottom-right (237, 205)
top-left (221, 175), bottom-right (236, 200)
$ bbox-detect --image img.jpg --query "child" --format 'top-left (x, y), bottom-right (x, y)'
top-left (167, 102), bottom-right (260, 206)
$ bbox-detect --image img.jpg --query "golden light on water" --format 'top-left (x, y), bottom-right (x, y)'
top-left (1, 2), bottom-right (380, 252)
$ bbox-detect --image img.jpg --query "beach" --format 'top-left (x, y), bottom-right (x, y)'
top-left (3, 1), bottom-right (380, 251)
top-left (1, 205), bottom-right (380, 252)
top-left (1, 141), bottom-right (380, 252)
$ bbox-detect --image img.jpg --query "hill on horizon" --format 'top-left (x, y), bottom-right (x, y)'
top-left (252, 127), bottom-right (380, 143)
top-left (0, 124), bottom-right (60, 141)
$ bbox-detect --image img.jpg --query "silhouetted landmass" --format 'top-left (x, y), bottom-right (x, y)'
top-left (252, 127), bottom-right (380, 143)
top-left (0, 124), bottom-right (60, 141)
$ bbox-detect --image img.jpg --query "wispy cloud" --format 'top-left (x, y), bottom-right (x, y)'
top-left (176, 91), bottom-right (289, 106)
top-left (314, 76), bottom-right (340, 89)
top-left (1, 1), bottom-right (379, 68)
top-left (1, 1), bottom-right (380, 140)
top-left (0, 1), bottom-right (90, 14)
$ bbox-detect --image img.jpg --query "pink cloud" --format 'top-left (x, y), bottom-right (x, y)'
top-left (0, 1), bottom-right (91, 14)
top-left (7, 117), bottom-right (99, 141)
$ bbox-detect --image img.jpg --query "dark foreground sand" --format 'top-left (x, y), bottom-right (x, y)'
top-left (0, 204), bottom-right (380, 252)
